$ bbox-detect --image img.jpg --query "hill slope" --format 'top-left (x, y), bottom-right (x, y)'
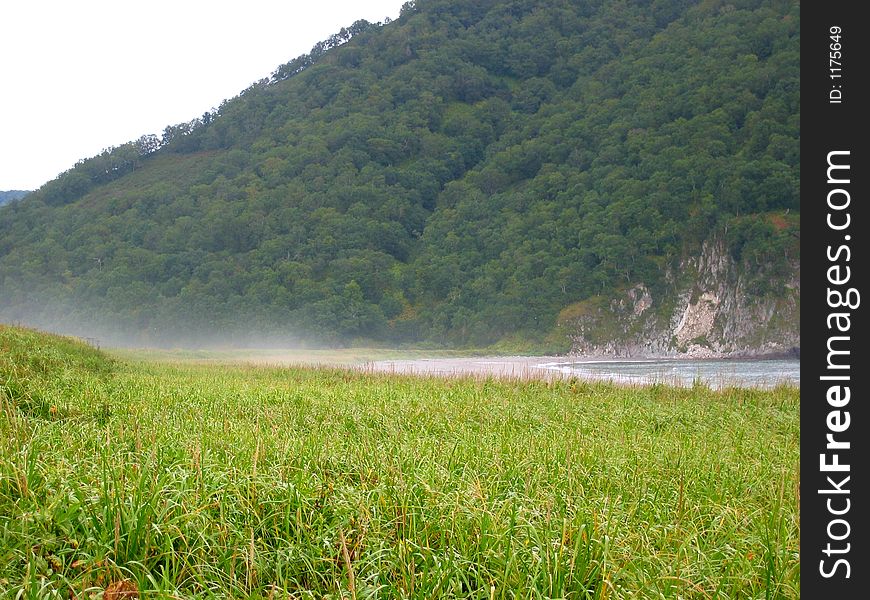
top-left (0, 0), bottom-right (799, 350)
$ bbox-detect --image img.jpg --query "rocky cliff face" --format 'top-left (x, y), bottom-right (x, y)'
top-left (562, 238), bottom-right (800, 358)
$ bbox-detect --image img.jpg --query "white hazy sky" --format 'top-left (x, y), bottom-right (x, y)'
top-left (0, 0), bottom-right (405, 191)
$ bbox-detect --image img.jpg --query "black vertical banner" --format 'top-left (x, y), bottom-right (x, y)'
top-left (803, 2), bottom-right (867, 596)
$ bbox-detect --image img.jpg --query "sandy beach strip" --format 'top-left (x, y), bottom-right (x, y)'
top-left (357, 356), bottom-right (575, 381)
top-left (135, 348), bottom-right (576, 381)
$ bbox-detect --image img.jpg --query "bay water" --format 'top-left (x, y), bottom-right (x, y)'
top-left (538, 358), bottom-right (800, 389)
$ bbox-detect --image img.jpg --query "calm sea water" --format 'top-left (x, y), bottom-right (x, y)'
top-left (537, 359), bottom-right (800, 389)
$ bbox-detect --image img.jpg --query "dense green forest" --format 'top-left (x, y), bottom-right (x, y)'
top-left (0, 0), bottom-right (799, 347)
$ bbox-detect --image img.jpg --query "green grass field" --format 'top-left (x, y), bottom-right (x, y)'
top-left (1, 325), bottom-right (799, 598)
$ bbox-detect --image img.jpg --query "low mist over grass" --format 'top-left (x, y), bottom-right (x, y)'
top-left (1, 325), bottom-right (799, 597)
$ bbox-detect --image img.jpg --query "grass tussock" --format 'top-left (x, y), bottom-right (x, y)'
top-left (0, 326), bottom-right (799, 598)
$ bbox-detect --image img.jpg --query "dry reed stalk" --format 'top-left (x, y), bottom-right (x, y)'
top-left (339, 529), bottom-right (357, 600)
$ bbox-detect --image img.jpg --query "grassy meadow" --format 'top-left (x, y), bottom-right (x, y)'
top-left (1, 325), bottom-right (799, 598)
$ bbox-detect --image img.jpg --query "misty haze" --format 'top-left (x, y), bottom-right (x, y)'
top-left (0, 0), bottom-right (800, 597)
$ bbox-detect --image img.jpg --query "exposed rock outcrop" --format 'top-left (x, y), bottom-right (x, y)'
top-left (562, 238), bottom-right (800, 358)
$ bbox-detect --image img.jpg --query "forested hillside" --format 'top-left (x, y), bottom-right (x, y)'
top-left (0, 0), bottom-right (799, 349)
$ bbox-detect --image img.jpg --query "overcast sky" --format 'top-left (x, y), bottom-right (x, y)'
top-left (0, 1), bottom-right (405, 191)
